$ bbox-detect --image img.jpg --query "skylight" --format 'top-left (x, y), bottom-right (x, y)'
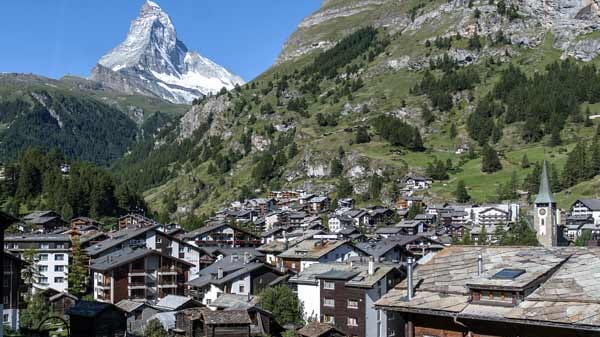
top-left (491, 268), bottom-right (525, 280)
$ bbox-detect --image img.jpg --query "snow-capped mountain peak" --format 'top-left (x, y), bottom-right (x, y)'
top-left (91, 1), bottom-right (244, 104)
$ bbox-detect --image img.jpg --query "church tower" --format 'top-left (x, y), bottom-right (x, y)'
top-left (534, 161), bottom-right (557, 247)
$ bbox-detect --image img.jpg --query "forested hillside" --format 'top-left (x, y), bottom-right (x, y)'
top-left (116, 0), bottom-right (600, 225)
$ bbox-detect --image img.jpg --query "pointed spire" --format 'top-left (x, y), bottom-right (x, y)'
top-left (535, 160), bottom-right (555, 204)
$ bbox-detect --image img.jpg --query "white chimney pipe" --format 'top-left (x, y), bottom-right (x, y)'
top-left (217, 267), bottom-right (223, 279)
top-left (407, 257), bottom-right (414, 301)
top-left (477, 254), bottom-right (483, 276)
top-left (368, 256), bottom-right (375, 276)
top-left (244, 252), bottom-right (249, 264)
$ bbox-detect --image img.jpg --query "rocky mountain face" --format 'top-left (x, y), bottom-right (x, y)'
top-left (278, 0), bottom-right (600, 63)
top-left (90, 1), bottom-right (244, 104)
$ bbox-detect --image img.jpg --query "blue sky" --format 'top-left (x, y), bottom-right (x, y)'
top-left (0, 0), bottom-right (321, 81)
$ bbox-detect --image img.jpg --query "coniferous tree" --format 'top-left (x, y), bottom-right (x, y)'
top-left (449, 123), bottom-right (457, 139)
top-left (67, 237), bottom-right (88, 298)
top-left (355, 127), bottom-right (371, 144)
top-left (336, 177), bottom-right (353, 198)
top-left (521, 154), bottom-right (530, 168)
top-left (481, 145), bottom-right (502, 173)
top-left (590, 137), bottom-right (600, 177)
top-left (455, 180), bottom-right (471, 203)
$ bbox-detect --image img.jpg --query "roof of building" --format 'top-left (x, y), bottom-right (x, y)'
top-left (298, 321), bottom-right (345, 337)
top-left (202, 309), bottom-right (252, 325)
top-left (115, 299), bottom-right (147, 313)
top-left (155, 295), bottom-right (198, 311)
top-left (84, 225), bottom-right (159, 256)
top-left (535, 161), bottom-right (556, 204)
top-left (6, 233), bottom-right (70, 242)
top-left (375, 246), bottom-right (600, 331)
top-left (278, 239), bottom-right (360, 260)
top-left (289, 260), bottom-right (399, 288)
top-left (66, 300), bottom-right (119, 318)
top-left (375, 227), bottom-right (404, 235)
top-left (188, 257), bottom-right (278, 289)
top-left (182, 222), bottom-right (259, 240)
top-left (90, 247), bottom-right (193, 272)
top-left (574, 199), bottom-right (600, 211)
top-left (210, 294), bottom-right (256, 310)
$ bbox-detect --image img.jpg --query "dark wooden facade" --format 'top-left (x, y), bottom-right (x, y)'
top-left (400, 312), bottom-right (599, 337)
top-left (68, 302), bottom-right (126, 337)
top-left (320, 278), bottom-right (366, 337)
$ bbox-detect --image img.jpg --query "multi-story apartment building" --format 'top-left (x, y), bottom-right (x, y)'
top-left (85, 225), bottom-right (205, 278)
top-left (91, 247), bottom-right (192, 304)
top-left (289, 259), bottom-right (403, 337)
top-left (5, 234), bottom-right (71, 292)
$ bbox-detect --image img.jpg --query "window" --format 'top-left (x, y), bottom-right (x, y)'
top-left (39, 277), bottom-right (48, 284)
top-left (324, 298), bottom-right (335, 307)
top-left (38, 265), bottom-right (48, 272)
top-left (239, 285), bottom-right (245, 293)
top-left (39, 254), bottom-right (48, 261)
top-left (56, 243), bottom-right (65, 249)
top-left (40, 243), bottom-right (49, 249)
top-left (55, 254), bottom-right (64, 261)
top-left (206, 299), bottom-right (211, 305)
top-left (323, 281), bottom-right (335, 290)
top-left (179, 247), bottom-right (185, 253)
top-left (55, 266), bottom-right (64, 272)
top-left (54, 277), bottom-right (64, 283)
top-left (348, 317), bottom-right (358, 327)
top-left (323, 315), bottom-right (335, 324)
top-left (3, 314), bottom-right (8, 323)
top-left (347, 300), bottom-right (358, 309)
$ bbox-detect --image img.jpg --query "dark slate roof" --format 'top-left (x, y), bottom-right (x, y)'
top-left (576, 199), bottom-right (600, 211)
top-left (6, 234), bottom-right (70, 242)
top-left (66, 301), bottom-right (118, 318)
top-left (90, 247), bottom-right (193, 272)
top-left (84, 225), bottom-right (160, 256)
top-left (188, 250), bottom-right (277, 288)
top-left (315, 269), bottom-right (358, 280)
top-left (182, 222), bottom-right (259, 240)
top-left (375, 227), bottom-right (403, 235)
top-left (298, 321), bottom-right (344, 337)
top-left (202, 309), bottom-right (252, 325)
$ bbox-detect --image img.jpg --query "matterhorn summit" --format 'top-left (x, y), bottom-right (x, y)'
top-left (90, 1), bottom-right (244, 104)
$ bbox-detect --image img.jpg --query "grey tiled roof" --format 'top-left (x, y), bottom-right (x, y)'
top-left (375, 246), bottom-right (600, 331)
top-left (84, 225), bottom-right (159, 256)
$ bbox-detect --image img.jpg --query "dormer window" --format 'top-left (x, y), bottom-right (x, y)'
top-left (492, 268), bottom-right (526, 280)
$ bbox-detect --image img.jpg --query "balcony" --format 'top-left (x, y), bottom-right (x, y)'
top-left (157, 283), bottom-right (177, 288)
top-left (128, 282), bottom-right (148, 290)
top-left (158, 267), bottom-right (178, 276)
top-left (129, 269), bottom-right (148, 277)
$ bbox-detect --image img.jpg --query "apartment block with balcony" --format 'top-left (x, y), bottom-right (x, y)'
top-left (91, 247), bottom-right (192, 304)
top-left (5, 234), bottom-right (71, 292)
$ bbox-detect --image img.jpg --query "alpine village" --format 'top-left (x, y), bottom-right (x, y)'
top-left (4, 0), bottom-right (600, 337)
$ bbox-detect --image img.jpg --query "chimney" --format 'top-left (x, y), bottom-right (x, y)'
top-left (477, 254), bottom-right (483, 276)
top-left (244, 252), bottom-right (250, 264)
top-left (284, 238), bottom-right (289, 251)
top-left (217, 267), bottom-right (223, 279)
top-left (368, 256), bottom-right (375, 276)
top-left (407, 257), bottom-right (414, 301)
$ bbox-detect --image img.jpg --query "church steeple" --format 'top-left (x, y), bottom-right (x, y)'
top-left (534, 160), bottom-right (557, 247)
top-left (535, 161), bottom-right (555, 204)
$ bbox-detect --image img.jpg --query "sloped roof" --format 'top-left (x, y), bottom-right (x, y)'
top-left (575, 199), bottom-right (600, 211)
top-left (115, 299), bottom-right (146, 313)
top-left (375, 246), bottom-right (600, 331)
top-left (298, 321), bottom-right (345, 337)
top-left (66, 301), bottom-right (118, 318)
top-left (155, 295), bottom-right (196, 311)
top-left (535, 161), bottom-right (556, 204)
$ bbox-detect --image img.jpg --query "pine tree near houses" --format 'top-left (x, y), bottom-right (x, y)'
top-left (481, 145), bottom-right (502, 173)
top-left (67, 236), bottom-right (88, 298)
